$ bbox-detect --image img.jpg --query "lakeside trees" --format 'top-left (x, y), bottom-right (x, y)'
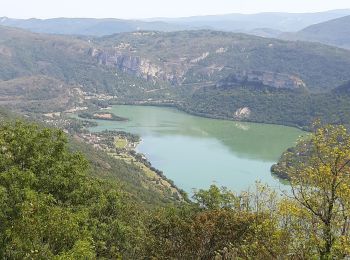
top-left (1, 120), bottom-right (350, 258)
top-left (277, 122), bottom-right (350, 259)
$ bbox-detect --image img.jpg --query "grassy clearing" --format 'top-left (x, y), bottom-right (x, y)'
top-left (108, 152), bottom-right (175, 192)
top-left (115, 137), bottom-right (127, 149)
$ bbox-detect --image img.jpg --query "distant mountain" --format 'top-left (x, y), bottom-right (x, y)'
top-left (281, 15), bottom-right (350, 49)
top-left (148, 9), bottom-right (350, 32)
top-left (0, 17), bottom-right (188, 36)
top-left (1, 9), bottom-right (350, 36)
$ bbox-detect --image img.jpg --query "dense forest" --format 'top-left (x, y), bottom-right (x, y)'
top-left (177, 81), bottom-right (350, 130)
top-left (1, 118), bottom-right (350, 259)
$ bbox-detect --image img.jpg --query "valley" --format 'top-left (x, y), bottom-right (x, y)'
top-left (2, 4), bottom-right (350, 257)
top-left (2, 23), bottom-right (350, 193)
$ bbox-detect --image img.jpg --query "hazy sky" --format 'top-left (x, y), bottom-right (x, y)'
top-left (1, 0), bottom-right (350, 19)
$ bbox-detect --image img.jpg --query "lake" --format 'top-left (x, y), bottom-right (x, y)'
top-left (88, 105), bottom-right (304, 193)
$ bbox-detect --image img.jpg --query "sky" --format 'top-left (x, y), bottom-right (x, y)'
top-left (0, 0), bottom-right (350, 19)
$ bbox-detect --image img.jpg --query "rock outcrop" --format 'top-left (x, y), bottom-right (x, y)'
top-left (217, 71), bottom-right (306, 90)
top-left (91, 46), bottom-right (307, 91)
top-left (90, 48), bottom-right (186, 84)
top-left (234, 107), bottom-right (251, 119)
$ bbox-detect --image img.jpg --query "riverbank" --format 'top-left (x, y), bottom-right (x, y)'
top-left (74, 129), bottom-right (187, 201)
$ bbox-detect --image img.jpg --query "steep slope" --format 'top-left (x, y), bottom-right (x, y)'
top-left (0, 76), bottom-right (75, 113)
top-left (0, 26), bottom-right (166, 112)
top-left (94, 30), bottom-right (350, 92)
top-left (282, 15), bottom-right (350, 49)
top-left (3, 26), bottom-right (350, 96)
top-left (3, 27), bottom-right (350, 128)
top-left (0, 105), bottom-right (180, 206)
top-left (90, 30), bottom-right (350, 128)
top-left (178, 81), bottom-right (350, 129)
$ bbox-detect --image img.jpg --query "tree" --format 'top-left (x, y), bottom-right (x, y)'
top-left (280, 123), bottom-right (350, 259)
top-left (0, 121), bottom-right (94, 257)
top-left (147, 184), bottom-right (290, 259)
top-left (192, 185), bottom-right (237, 210)
top-left (0, 121), bottom-right (148, 258)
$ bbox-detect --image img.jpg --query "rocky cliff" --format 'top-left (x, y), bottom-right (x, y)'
top-left (91, 48), bottom-right (307, 90)
top-left (217, 71), bottom-right (306, 90)
top-left (92, 30), bottom-right (350, 93)
top-left (91, 48), bottom-right (187, 84)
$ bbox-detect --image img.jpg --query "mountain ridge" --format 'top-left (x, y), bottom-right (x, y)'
top-left (2, 9), bottom-right (350, 36)
top-left (2, 26), bottom-right (350, 128)
top-left (281, 15), bottom-right (350, 49)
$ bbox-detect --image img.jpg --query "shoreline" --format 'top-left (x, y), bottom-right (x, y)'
top-left (75, 128), bottom-right (187, 201)
top-left (78, 111), bottom-right (128, 122)
top-left (114, 135), bottom-right (188, 201)
top-left (111, 101), bottom-right (309, 132)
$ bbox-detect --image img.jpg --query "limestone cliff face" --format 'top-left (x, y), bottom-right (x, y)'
top-left (234, 107), bottom-right (251, 119)
top-left (90, 48), bottom-right (306, 90)
top-left (217, 71), bottom-right (306, 90)
top-left (90, 48), bottom-right (186, 84)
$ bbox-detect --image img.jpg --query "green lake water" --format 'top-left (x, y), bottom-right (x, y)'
top-left (88, 105), bottom-right (304, 193)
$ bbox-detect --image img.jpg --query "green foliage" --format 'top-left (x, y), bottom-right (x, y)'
top-left (146, 124), bottom-right (350, 259)
top-left (2, 26), bottom-right (350, 129)
top-left (3, 108), bottom-right (350, 258)
top-left (178, 84), bottom-right (350, 129)
top-left (193, 185), bottom-right (237, 210)
top-left (99, 30), bottom-right (350, 92)
top-left (78, 111), bottom-right (128, 121)
top-left (147, 183), bottom-right (290, 259)
top-left (0, 121), bottom-right (148, 258)
top-left (69, 136), bottom-right (183, 206)
top-left (272, 123), bottom-right (350, 258)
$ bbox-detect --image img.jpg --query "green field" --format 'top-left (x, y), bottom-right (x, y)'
top-left (115, 137), bottom-right (128, 149)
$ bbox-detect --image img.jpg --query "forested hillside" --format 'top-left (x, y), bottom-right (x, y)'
top-left (96, 30), bottom-right (350, 92)
top-left (176, 80), bottom-right (350, 129)
top-left (0, 26), bottom-right (165, 113)
top-left (2, 26), bottom-right (350, 128)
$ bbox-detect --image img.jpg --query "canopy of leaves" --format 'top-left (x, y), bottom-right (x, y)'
top-left (0, 121), bottom-right (148, 258)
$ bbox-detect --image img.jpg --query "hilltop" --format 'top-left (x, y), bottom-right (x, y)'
top-left (282, 15), bottom-right (350, 49)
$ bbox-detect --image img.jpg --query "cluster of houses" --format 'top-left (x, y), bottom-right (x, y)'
top-left (78, 132), bottom-right (111, 151)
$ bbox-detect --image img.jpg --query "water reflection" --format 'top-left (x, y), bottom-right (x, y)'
top-left (87, 105), bottom-right (303, 192)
